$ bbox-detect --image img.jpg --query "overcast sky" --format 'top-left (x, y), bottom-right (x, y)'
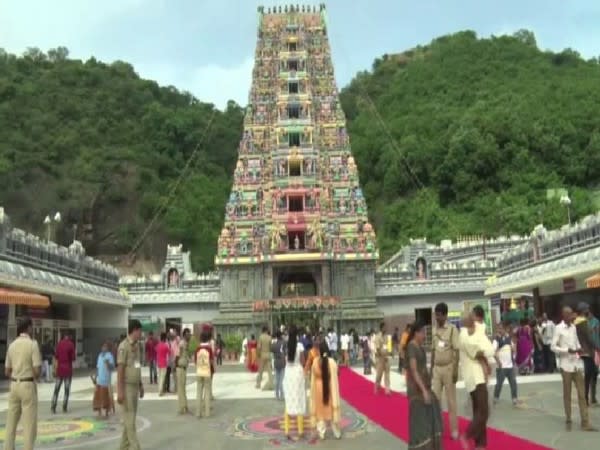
top-left (2, 0), bottom-right (599, 109)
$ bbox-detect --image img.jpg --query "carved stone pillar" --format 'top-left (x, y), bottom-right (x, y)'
top-left (321, 263), bottom-right (330, 296)
top-left (265, 265), bottom-right (274, 299)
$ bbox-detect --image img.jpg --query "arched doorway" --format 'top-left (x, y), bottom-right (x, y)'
top-left (273, 271), bottom-right (320, 332)
top-left (415, 258), bottom-right (427, 280)
top-left (167, 268), bottom-right (179, 287)
top-left (278, 272), bottom-right (317, 297)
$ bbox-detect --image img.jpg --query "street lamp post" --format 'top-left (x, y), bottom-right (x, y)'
top-left (44, 212), bottom-right (62, 242)
top-left (559, 194), bottom-right (571, 226)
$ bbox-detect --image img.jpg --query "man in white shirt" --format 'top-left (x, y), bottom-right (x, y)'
top-left (340, 332), bottom-right (350, 367)
top-left (327, 329), bottom-right (338, 361)
top-left (492, 322), bottom-right (519, 405)
top-left (540, 313), bottom-right (556, 373)
top-left (551, 306), bottom-right (596, 432)
top-left (459, 312), bottom-right (495, 450)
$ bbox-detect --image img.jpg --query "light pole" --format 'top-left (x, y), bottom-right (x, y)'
top-left (44, 212), bottom-right (62, 242)
top-left (559, 194), bottom-right (571, 225)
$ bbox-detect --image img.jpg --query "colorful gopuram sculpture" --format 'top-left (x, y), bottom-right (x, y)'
top-left (213, 4), bottom-right (382, 332)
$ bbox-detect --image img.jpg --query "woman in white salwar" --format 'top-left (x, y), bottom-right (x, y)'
top-left (282, 325), bottom-right (306, 441)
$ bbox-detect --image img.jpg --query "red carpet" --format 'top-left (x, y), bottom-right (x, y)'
top-left (338, 367), bottom-right (552, 450)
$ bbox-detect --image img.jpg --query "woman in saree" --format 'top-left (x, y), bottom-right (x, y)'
top-left (247, 334), bottom-right (258, 372)
top-left (92, 340), bottom-right (115, 418)
top-left (310, 340), bottom-right (342, 440)
top-left (406, 321), bottom-right (443, 450)
top-left (515, 319), bottom-right (533, 374)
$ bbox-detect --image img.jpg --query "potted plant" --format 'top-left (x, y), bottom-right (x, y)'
top-left (230, 335), bottom-right (242, 361)
top-left (224, 334), bottom-right (243, 361)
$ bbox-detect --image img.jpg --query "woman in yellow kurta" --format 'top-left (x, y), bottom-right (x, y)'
top-left (310, 341), bottom-right (342, 440)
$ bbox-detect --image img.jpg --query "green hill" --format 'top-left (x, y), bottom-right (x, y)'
top-left (0, 47), bottom-right (243, 272)
top-left (340, 30), bottom-right (600, 260)
top-left (1, 31), bottom-right (600, 269)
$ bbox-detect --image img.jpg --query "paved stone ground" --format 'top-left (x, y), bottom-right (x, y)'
top-left (0, 364), bottom-right (598, 449)
top-left (485, 380), bottom-right (600, 449)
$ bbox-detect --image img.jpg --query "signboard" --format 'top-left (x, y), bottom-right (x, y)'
top-left (447, 311), bottom-right (462, 329)
top-left (253, 296), bottom-right (340, 312)
top-left (563, 278), bottom-right (576, 292)
top-left (490, 294), bottom-right (502, 308)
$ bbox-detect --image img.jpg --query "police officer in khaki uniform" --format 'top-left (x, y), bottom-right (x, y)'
top-left (176, 328), bottom-right (191, 414)
top-left (117, 319), bottom-right (144, 450)
top-left (431, 302), bottom-right (460, 440)
top-left (4, 316), bottom-right (41, 450)
top-left (374, 322), bottom-right (391, 395)
top-left (256, 326), bottom-right (274, 390)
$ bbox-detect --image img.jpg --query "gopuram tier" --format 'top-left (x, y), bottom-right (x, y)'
top-left (213, 4), bottom-right (383, 333)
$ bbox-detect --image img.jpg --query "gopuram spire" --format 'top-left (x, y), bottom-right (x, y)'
top-left (213, 5), bottom-right (381, 332)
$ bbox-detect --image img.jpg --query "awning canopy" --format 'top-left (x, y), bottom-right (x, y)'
top-left (586, 273), bottom-right (600, 289)
top-left (0, 288), bottom-right (50, 308)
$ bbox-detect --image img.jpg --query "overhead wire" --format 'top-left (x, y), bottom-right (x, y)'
top-left (126, 109), bottom-right (218, 260)
top-left (128, 10), bottom-right (478, 263)
top-left (327, 25), bottom-right (469, 241)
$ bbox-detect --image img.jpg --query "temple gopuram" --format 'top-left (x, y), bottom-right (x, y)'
top-left (211, 4), bottom-right (382, 333)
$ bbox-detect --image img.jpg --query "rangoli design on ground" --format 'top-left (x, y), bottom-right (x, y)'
top-left (0, 415), bottom-right (120, 448)
top-left (229, 410), bottom-right (368, 447)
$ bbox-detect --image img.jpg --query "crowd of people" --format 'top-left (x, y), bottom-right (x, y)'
top-left (239, 325), bottom-right (343, 440)
top-left (404, 302), bottom-right (600, 450)
top-left (3, 301), bottom-right (599, 450)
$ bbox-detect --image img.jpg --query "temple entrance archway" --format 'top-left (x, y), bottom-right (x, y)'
top-left (252, 297), bottom-right (341, 335)
top-left (273, 264), bottom-right (323, 299)
top-left (277, 271), bottom-right (317, 297)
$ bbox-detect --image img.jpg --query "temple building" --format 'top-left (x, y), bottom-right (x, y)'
top-left (209, 5), bottom-right (382, 333)
top-left (122, 234), bottom-right (531, 336)
top-left (125, 6), bottom-right (597, 336)
top-left (0, 207), bottom-right (127, 370)
top-left (120, 245), bottom-right (220, 333)
top-left (486, 213), bottom-right (600, 322)
top-left (376, 235), bottom-right (528, 331)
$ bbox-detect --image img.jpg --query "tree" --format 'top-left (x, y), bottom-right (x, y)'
top-left (341, 30), bottom-right (599, 260)
top-left (0, 47), bottom-right (243, 271)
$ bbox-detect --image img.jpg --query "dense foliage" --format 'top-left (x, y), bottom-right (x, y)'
top-left (0, 47), bottom-right (243, 271)
top-left (2, 31), bottom-right (600, 269)
top-left (340, 30), bottom-right (600, 259)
